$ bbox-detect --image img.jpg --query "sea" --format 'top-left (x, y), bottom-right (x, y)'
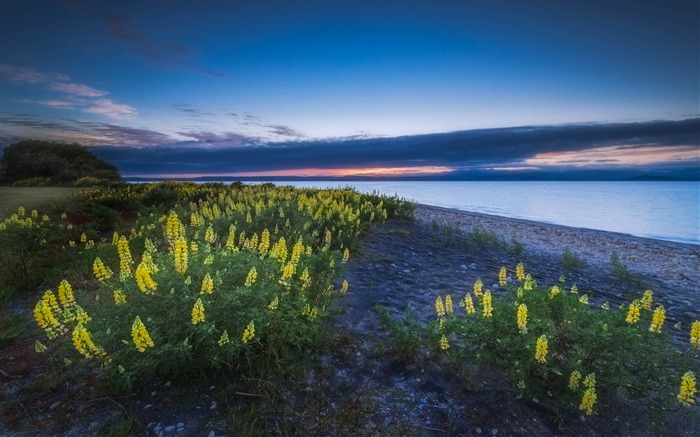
top-left (241, 181), bottom-right (699, 245)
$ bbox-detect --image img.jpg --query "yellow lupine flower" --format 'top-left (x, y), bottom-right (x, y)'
top-left (242, 321), bottom-right (255, 343)
top-left (649, 306), bottom-right (666, 333)
top-left (517, 303), bottom-right (528, 334)
top-left (498, 267), bottom-right (507, 286)
top-left (258, 228), bottom-right (270, 255)
top-left (135, 261), bottom-right (157, 293)
top-left (482, 291), bottom-right (493, 318)
top-left (245, 267), bottom-right (257, 287)
top-left (549, 285), bottom-right (560, 299)
top-left (523, 274), bottom-right (535, 291)
top-left (131, 316), bottom-right (154, 352)
top-left (173, 236), bottom-right (188, 274)
top-left (435, 296), bottom-right (446, 317)
top-left (75, 305), bottom-right (91, 324)
top-left (80, 232), bottom-right (87, 243)
top-left (299, 267), bottom-right (311, 291)
top-left (579, 388), bottom-right (597, 415)
top-left (569, 370), bottom-right (582, 391)
top-left (204, 225), bottom-right (216, 244)
top-left (291, 237), bottom-right (304, 265)
top-left (17, 207), bottom-right (25, 216)
top-left (201, 273), bottom-right (214, 294)
top-left (535, 335), bottom-right (548, 363)
top-left (226, 225), bottom-right (237, 251)
top-left (570, 284), bottom-right (578, 294)
top-left (112, 232), bottom-right (119, 245)
top-left (117, 236), bottom-right (133, 277)
top-left (92, 258), bottom-right (113, 282)
top-left (690, 321), bottom-right (700, 349)
top-left (579, 294), bottom-right (589, 305)
top-left (113, 289), bottom-right (126, 305)
top-left (516, 262), bottom-right (525, 281)
top-left (464, 293), bottom-right (476, 315)
top-left (473, 278), bottom-right (483, 297)
top-left (340, 280), bottom-right (349, 293)
top-left (302, 304), bottom-right (319, 319)
top-left (445, 295), bottom-right (453, 315)
top-left (641, 290), bottom-right (653, 310)
top-left (601, 301), bottom-right (610, 310)
top-left (218, 330), bottom-right (230, 346)
top-left (342, 248), bottom-right (350, 263)
top-left (268, 296), bottom-right (279, 310)
top-left (71, 323), bottom-right (108, 363)
top-left (583, 372), bottom-right (596, 389)
top-left (625, 301), bottom-right (641, 325)
top-left (35, 340), bottom-right (47, 353)
top-left (57, 279), bottom-right (75, 308)
top-left (249, 233), bottom-right (259, 250)
top-left (439, 334), bottom-right (449, 350)
top-left (191, 298), bottom-right (205, 325)
top-left (678, 371), bottom-right (696, 405)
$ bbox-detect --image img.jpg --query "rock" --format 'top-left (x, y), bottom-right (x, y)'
top-left (49, 401), bottom-right (61, 411)
top-left (151, 391), bottom-right (157, 396)
top-left (210, 401), bottom-right (217, 409)
top-left (476, 427), bottom-right (482, 434)
top-left (208, 432), bottom-right (216, 437)
top-left (165, 425), bottom-right (176, 432)
top-left (144, 403), bottom-right (153, 409)
top-left (164, 381), bottom-right (171, 387)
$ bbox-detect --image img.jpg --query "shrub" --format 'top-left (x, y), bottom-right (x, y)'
top-left (29, 183), bottom-right (405, 387)
top-left (432, 264), bottom-right (699, 419)
top-left (12, 177), bottom-right (50, 187)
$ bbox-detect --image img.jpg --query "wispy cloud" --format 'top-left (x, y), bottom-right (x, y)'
top-left (0, 114), bottom-right (172, 146)
top-left (228, 112), bottom-right (307, 139)
top-left (84, 98), bottom-right (137, 119)
top-left (0, 64), bottom-right (136, 119)
top-left (106, 15), bottom-right (227, 77)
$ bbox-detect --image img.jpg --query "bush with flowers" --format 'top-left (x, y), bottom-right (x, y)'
top-left (431, 263), bottom-right (699, 418)
top-left (27, 182), bottom-right (411, 387)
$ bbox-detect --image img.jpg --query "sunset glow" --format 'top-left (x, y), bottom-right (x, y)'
top-left (138, 166), bottom-right (455, 179)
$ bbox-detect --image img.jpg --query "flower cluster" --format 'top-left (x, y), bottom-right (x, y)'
top-left (245, 267), bottom-right (257, 287)
top-left (516, 303), bottom-right (528, 334)
top-left (92, 257), bottom-right (113, 282)
top-left (201, 273), bottom-right (214, 294)
top-left (535, 335), bottom-right (548, 363)
top-left (191, 298), bottom-right (205, 325)
top-left (242, 321), bottom-right (255, 343)
top-left (481, 291), bottom-right (493, 318)
top-left (173, 236), bottom-right (188, 274)
top-left (625, 301), bottom-right (640, 325)
top-left (649, 305), bottom-right (666, 333)
top-left (498, 267), bottom-right (507, 286)
top-left (131, 316), bottom-right (154, 352)
top-left (678, 371), bottom-right (696, 405)
top-left (135, 261), bottom-right (157, 293)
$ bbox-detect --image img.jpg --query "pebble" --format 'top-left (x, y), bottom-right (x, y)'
top-left (151, 391), bottom-right (157, 396)
top-left (164, 425), bottom-right (176, 432)
top-left (164, 381), bottom-right (171, 387)
top-left (476, 427), bottom-right (482, 434)
top-left (144, 403), bottom-right (153, 409)
top-left (49, 401), bottom-right (61, 410)
top-left (492, 429), bottom-right (498, 436)
top-left (210, 400), bottom-right (217, 409)
top-left (177, 422), bottom-right (184, 430)
top-left (208, 432), bottom-right (216, 437)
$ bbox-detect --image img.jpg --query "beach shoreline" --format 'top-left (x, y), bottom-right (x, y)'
top-left (413, 203), bottom-right (700, 295)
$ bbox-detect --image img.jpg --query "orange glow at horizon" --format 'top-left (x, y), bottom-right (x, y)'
top-left (525, 145), bottom-right (700, 167)
top-left (136, 165), bottom-right (454, 179)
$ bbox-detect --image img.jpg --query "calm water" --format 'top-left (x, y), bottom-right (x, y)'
top-left (251, 181), bottom-right (700, 245)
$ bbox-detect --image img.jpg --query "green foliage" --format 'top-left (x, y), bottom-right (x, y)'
top-left (470, 226), bottom-right (505, 248)
top-left (433, 267), bottom-right (699, 419)
top-left (375, 304), bottom-right (425, 363)
top-left (25, 182), bottom-right (411, 386)
top-left (12, 177), bottom-right (51, 187)
top-left (0, 140), bottom-right (121, 186)
top-left (562, 248), bottom-right (586, 270)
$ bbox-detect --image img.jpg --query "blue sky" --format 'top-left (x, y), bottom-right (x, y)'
top-left (1, 0), bottom-right (698, 177)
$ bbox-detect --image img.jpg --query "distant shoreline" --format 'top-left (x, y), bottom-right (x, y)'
top-left (413, 203), bottom-right (700, 294)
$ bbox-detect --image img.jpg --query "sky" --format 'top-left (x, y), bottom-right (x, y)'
top-left (0, 0), bottom-right (698, 178)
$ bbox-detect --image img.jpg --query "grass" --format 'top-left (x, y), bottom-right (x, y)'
top-left (0, 187), bottom-right (83, 219)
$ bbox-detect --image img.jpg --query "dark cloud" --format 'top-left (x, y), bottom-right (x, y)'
top-left (88, 118), bottom-right (700, 176)
top-left (105, 15), bottom-right (227, 77)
